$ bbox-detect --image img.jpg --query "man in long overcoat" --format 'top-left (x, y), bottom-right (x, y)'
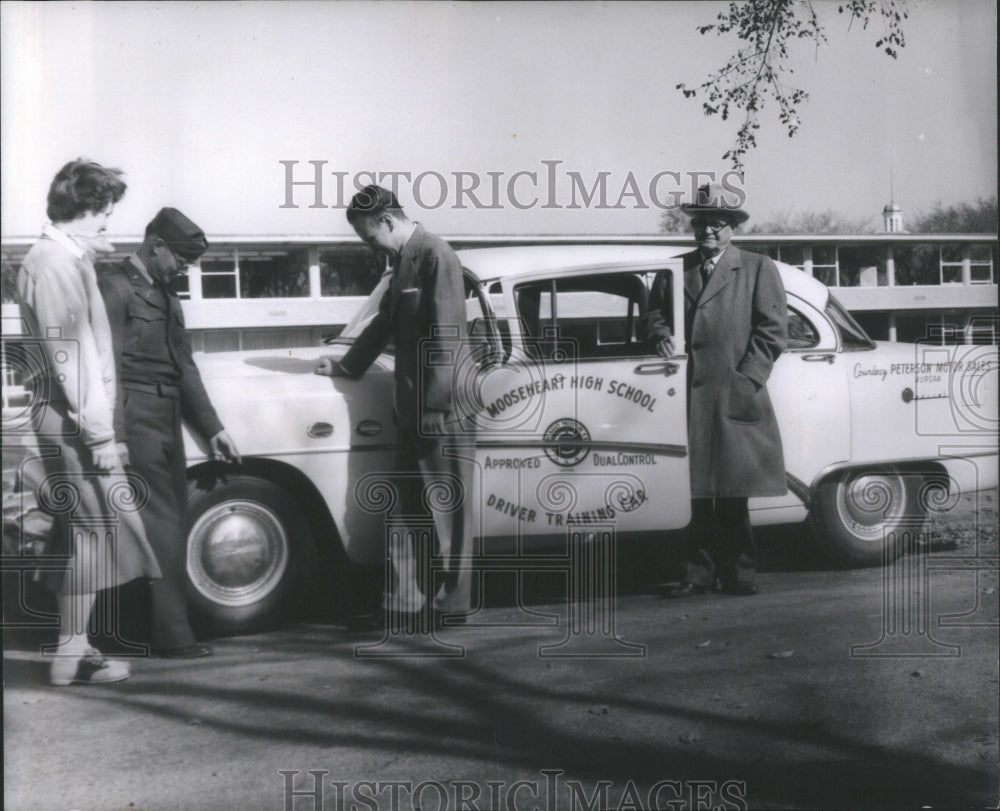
top-left (646, 182), bottom-right (787, 597)
top-left (315, 185), bottom-right (475, 630)
top-left (99, 208), bottom-right (241, 657)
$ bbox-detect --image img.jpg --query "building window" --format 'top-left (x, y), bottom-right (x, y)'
top-left (893, 244), bottom-right (939, 285)
top-left (853, 311), bottom-right (891, 341)
top-left (200, 257), bottom-right (238, 298)
top-left (940, 245), bottom-right (964, 284)
top-left (747, 244), bottom-right (807, 273)
top-left (0, 254), bottom-right (17, 304)
top-left (199, 248), bottom-right (309, 299)
top-left (811, 245), bottom-right (838, 286)
top-left (969, 244), bottom-right (995, 284)
top-left (238, 249), bottom-right (309, 298)
top-left (838, 245), bottom-right (886, 287)
top-left (777, 245), bottom-right (805, 270)
top-left (319, 245), bottom-right (384, 296)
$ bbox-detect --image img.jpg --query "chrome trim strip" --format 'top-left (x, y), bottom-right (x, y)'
top-left (187, 439), bottom-right (688, 464)
top-left (474, 439), bottom-right (687, 457)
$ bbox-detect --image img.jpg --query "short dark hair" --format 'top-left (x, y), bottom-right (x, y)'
top-left (346, 184), bottom-right (405, 225)
top-left (46, 159), bottom-right (127, 223)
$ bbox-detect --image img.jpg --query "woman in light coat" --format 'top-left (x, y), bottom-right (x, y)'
top-left (17, 159), bottom-right (160, 685)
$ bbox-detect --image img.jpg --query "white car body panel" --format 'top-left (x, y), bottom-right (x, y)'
top-left (182, 245), bottom-right (998, 565)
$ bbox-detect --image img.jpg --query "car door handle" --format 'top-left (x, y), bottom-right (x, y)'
top-left (633, 361), bottom-right (679, 376)
top-left (802, 354), bottom-right (835, 364)
top-left (356, 419), bottom-right (383, 437)
top-left (307, 422), bottom-right (334, 438)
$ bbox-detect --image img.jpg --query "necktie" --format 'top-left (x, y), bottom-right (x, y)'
top-left (700, 258), bottom-right (713, 289)
top-left (697, 258), bottom-right (714, 298)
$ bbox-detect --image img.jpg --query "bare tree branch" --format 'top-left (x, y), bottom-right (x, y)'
top-left (677, 0), bottom-right (908, 169)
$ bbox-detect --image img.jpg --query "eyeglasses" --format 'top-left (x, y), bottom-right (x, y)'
top-left (168, 248), bottom-right (195, 270)
top-left (692, 219), bottom-right (732, 233)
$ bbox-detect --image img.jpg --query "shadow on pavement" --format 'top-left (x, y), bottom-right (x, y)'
top-left (4, 623), bottom-right (992, 809)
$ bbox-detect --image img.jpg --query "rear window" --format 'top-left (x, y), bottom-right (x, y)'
top-left (826, 296), bottom-right (875, 351)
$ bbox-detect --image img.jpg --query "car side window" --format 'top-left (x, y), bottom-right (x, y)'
top-left (465, 275), bottom-right (507, 366)
top-left (787, 307), bottom-right (820, 350)
top-left (513, 272), bottom-right (660, 360)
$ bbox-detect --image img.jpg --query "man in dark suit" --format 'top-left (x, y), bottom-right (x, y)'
top-left (99, 208), bottom-right (241, 657)
top-left (646, 183), bottom-right (787, 597)
top-left (316, 185), bottom-right (474, 630)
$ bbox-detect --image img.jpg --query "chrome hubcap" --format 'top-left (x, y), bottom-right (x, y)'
top-left (836, 471), bottom-right (907, 542)
top-left (187, 500), bottom-right (288, 606)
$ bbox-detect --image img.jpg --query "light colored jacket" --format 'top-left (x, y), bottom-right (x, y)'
top-left (17, 227), bottom-right (117, 448)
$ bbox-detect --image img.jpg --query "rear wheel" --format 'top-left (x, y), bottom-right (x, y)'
top-left (809, 467), bottom-right (929, 568)
top-left (185, 475), bottom-right (315, 634)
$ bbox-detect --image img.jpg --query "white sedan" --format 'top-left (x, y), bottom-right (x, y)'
top-left (182, 245), bottom-right (998, 632)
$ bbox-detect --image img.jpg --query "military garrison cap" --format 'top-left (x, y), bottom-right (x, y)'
top-left (146, 207), bottom-right (209, 261)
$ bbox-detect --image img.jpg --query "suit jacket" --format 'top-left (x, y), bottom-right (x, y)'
top-left (648, 246), bottom-right (788, 497)
top-left (339, 225), bottom-right (469, 434)
top-left (98, 258), bottom-right (223, 443)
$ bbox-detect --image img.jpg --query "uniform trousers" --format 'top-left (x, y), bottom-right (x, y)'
top-left (122, 385), bottom-right (197, 649)
top-left (682, 497), bottom-right (758, 590)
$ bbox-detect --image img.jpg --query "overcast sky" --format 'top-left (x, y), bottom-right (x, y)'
top-left (1, 0), bottom-right (996, 238)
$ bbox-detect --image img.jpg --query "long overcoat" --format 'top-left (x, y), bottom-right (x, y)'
top-left (650, 246), bottom-right (788, 498)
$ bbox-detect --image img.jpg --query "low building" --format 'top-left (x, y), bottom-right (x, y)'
top-left (2, 232), bottom-right (997, 412)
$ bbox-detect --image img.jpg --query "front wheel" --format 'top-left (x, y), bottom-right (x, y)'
top-left (809, 467), bottom-right (929, 568)
top-left (185, 475), bottom-right (315, 634)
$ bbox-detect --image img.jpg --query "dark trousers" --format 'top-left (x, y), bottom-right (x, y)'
top-left (682, 497), bottom-right (757, 589)
top-left (381, 426), bottom-right (475, 616)
top-left (123, 386), bottom-right (196, 649)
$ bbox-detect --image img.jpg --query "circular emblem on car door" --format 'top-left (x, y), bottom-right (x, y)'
top-left (543, 418), bottom-right (591, 467)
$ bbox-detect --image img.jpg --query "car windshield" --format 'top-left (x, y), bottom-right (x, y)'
top-left (324, 266), bottom-right (490, 348)
top-left (324, 268), bottom-right (394, 345)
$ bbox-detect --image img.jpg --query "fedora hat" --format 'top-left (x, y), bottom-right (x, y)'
top-left (680, 182), bottom-right (749, 224)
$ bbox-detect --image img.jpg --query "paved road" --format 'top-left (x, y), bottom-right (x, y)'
top-left (4, 495), bottom-right (998, 811)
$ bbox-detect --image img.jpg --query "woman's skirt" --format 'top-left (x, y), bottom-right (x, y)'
top-left (28, 399), bottom-right (162, 596)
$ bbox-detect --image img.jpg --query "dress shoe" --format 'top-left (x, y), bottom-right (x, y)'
top-left (155, 643), bottom-right (213, 659)
top-left (724, 582), bottom-right (759, 596)
top-left (50, 648), bottom-right (130, 686)
top-left (665, 582), bottom-right (709, 599)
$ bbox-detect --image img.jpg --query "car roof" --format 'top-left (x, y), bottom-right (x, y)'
top-left (456, 244), bottom-right (830, 309)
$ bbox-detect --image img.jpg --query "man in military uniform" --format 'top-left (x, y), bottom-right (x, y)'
top-left (99, 208), bottom-right (241, 657)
